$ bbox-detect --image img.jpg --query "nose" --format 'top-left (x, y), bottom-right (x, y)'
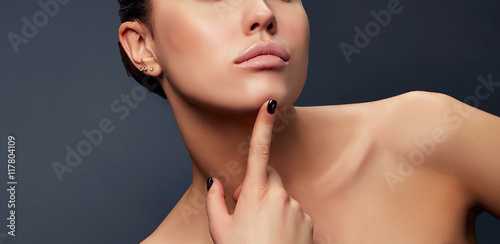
top-left (242, 0), bottom-right (277, 35)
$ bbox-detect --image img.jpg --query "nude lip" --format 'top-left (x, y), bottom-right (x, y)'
top-left (234, 42), bottom-right (290, 69)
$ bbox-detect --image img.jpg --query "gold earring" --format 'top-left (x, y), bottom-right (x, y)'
top-left (149, 67), bottom-right (154, 71)
top-left (140, 66), bottom-right (149, 72)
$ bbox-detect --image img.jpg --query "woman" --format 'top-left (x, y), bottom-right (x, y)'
top-left (117, 0), bottom-right (500, 243)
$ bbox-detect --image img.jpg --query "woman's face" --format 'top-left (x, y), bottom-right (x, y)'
top-left (150, 0), bottom-right (310, 113)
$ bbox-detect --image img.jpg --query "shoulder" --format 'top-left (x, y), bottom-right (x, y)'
top-left (296, 90), bottom-right (480, 158)
top-left (374, 90), bottom-right (460, 119)
top-left (138, 208), bottom-right (180, 244)
top-left (389, 92), bottom-right (500, 217)
top-left (360, 91), bottom-right (468, 151)
top-left (294, 91), bottom-right (458, 162)
top-left (296, 91), bottom-right (461, 146)
top-left (140, 234), bottom-right (157, 244)
top-left (139, 223), bottom-right (182, 244)
top-left (300, 90), bottom-right (458, 119)
top-left (309, 91), bottom-right (476, 169)
top-left (372, 92), bottom-right (500, 208)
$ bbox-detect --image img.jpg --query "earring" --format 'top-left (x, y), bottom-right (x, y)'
top-left (140, 66), bottom-right (155, 73)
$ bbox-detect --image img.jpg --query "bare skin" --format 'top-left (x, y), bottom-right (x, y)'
top-left (117, 0), bottom-right (500, 242)
top-left (140, 91), bottom-right (500, 244)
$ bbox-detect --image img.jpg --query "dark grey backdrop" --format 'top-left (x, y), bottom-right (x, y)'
top-left (1, 0), bottom-right (499, 243)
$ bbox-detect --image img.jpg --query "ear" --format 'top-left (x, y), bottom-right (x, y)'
top-left (118, 21), bottom-right (163, 77)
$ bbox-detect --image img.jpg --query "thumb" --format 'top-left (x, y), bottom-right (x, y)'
top-left (206, 177), bottom-right (230, 238)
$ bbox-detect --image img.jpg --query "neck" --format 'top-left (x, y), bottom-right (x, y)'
top-left (164, 85), bottom-right (301, 215)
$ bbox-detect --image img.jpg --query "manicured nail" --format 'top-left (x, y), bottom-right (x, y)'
top-left (207, 177), bottom-right (213, 191)
top-left (267, 100), bottom-right (277, 115)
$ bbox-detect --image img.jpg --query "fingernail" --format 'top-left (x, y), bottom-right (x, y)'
top-left (267, 100), bottom-right (277, 115)
top-left (207, 177), bottom-right (213, 191)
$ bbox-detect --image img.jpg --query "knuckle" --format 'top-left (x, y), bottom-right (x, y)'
top-left (205, 196), bottom-right (213, 206)
top-left (255, 184), bottom-right (270, 200)
top-left (205, 191), bottom-right (217, 205)
top-left (304, 213), bottom-right (313, 226)
top-left (271, 187), bottom-right (290, 202)
top-left (290, 199), bottom-right (302, 212)
top-left (250, 142), bottom-right (270, 158)
top-left (301, 212), bottom-right (314, 232)
top-left (245, 182), bottom-right (269, 201)
top-left (266, 165), bottom-right (277, 174)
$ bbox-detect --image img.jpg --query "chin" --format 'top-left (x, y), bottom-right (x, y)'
top-left (174, 69), bottom-right (304, 114)
top-left (240, 86), bottom-right (298, 112)
top-left (240, 74), bottom-right (301, 102)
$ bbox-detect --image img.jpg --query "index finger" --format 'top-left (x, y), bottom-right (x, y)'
top-left (244, 100), bottom-right (277, 186)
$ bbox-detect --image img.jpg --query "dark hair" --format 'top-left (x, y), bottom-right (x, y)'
top-left (118, 0), bottom-right (166, 99)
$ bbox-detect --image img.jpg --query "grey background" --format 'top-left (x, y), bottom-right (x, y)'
top-left (0, 0), bottom-right (499, 243)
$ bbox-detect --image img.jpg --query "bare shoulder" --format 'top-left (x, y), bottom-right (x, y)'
top-left (303, 91), bottom-right (476, 169)
top-left (137, 205), bottom-right (181, 244)
top-left (140, 234), bottom-right (157, 244)
top-left (139, 223), bottom-right (171, 244)
top-left (383, 90), bottom-right (461, 115)
top-left (140, 232), bottom-right (184, 244)
top-left (295, 90), bottom-right (461, 148)
top-left (138, 191), bottom-right (214, 244)
top-left (293, 91), bottom-right (458, 169)
top-left (139, 221), bottom-right (183, 244)
top-left (381, 92), bottom-right (500, 217)
top-left (370, 90), bottom-right (460, 120)
top-left (359, 91), bottom-right (469, 151)
top-left (299, 91), bottom-right (500, 206)
top-left (298, 90), bottom-right (456, 118)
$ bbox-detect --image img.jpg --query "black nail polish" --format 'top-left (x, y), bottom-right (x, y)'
top-left (267, 100), bottom-right (277, 115)
top-left (207, 177), bottom-right (213, 191)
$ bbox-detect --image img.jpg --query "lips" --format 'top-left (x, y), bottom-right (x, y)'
top-left (234, 42), bottom-right (290, 69)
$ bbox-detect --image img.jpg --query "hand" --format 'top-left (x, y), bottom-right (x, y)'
top-left (206, 100), bottom-right (314, 244)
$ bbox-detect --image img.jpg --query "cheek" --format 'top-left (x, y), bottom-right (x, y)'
top-left (284, 7), bottom-right (310, 61)
top-left (155, 7), bottom-right (236, 103)
top-left (280, 9), bottom-right (310, 99)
